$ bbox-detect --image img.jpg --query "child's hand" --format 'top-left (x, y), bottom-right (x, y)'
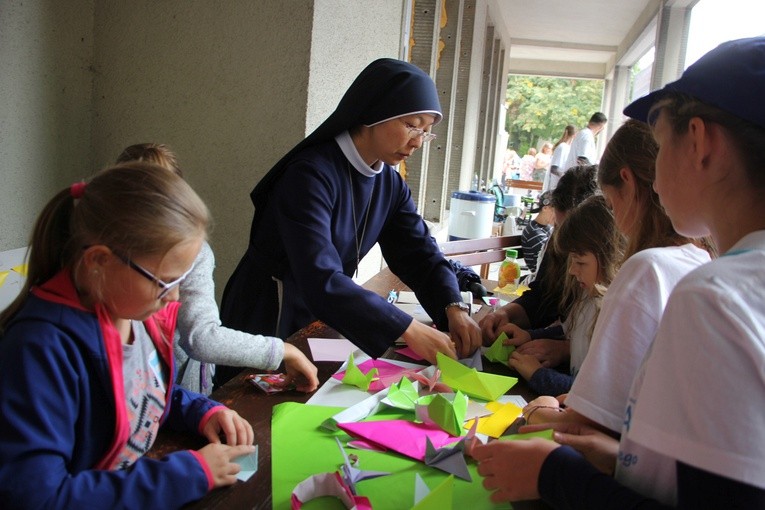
top-left (520, 421), bottom-right (618, 475)
top-left (283, 343), bottom-right (319, 392)
top-left (497, 323), bottom-right (531, 346)
top-left (516, 339), bottom-right (570, 368)
top-left (202, 409), bottom-right (254, 446)
top-left (197, 443), bottom-right (256, 488)
top-left (478, 311), bottom-right (509, 345)
top-left (507, 351), bottom-right (542, 380)
top-left (470, 438), bottom-right (559, 503)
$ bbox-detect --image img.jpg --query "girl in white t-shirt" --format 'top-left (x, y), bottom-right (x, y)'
top-left (469, 37), bottom-right (765, 509)
top-left (523, 119), bottom-right (712, 430)
top-left (508, 195), bottom-right (623, 396)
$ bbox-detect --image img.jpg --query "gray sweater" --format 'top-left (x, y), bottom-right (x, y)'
top-left (174, 241), bottom-right (283, 394)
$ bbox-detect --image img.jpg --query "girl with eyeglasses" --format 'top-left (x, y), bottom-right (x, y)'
top-left (217, 58), bottom-right (482, 386)
top-left (0, 164), bottom-right (255, 509)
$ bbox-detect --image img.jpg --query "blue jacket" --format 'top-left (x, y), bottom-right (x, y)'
top-left (0, 270), bottom-right (224, 509)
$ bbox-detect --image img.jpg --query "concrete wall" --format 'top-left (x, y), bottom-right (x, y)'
top-left (89, 1), bottom-right (315, 296)
top-left (0, 0), bottom-right (94, 250)
top-left (307, 0), bottom-right (405, 133)
top-left (1, 0), bottom-right (406, 298)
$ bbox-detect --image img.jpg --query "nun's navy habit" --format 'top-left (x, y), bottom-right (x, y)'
top-left (218, 59), bottom-right (463, 384)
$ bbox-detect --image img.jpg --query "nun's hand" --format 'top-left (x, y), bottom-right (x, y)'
top-left (446, 307), bottom-right (482, 358)
top-left (401, 319), bottom-right (457, 364)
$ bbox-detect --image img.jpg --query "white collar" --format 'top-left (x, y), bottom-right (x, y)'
top-left (335, 131), bottom-right (383, 177)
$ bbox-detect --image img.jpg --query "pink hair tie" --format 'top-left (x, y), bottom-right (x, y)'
top-left (70, 181), bottom-right (87, 199)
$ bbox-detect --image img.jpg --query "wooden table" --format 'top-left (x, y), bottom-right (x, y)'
top-left (148, 268), bottom-right (550, 509)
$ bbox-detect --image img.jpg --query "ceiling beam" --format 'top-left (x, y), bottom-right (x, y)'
top-left (509, 38), bottom-right (617, 53)
top-left (508, 58), bottom-right (606, 80)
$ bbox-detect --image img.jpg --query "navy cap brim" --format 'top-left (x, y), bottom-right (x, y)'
top-left (624, 86), bottom-right (672, 124)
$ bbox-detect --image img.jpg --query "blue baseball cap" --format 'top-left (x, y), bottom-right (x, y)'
top-left (624, 37), bottom-right (765, 129)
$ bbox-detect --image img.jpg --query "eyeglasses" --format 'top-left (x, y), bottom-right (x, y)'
top-left (112, 250), bottom-right (193, 299)
top-left (404, 122), bottom-right (437, 143)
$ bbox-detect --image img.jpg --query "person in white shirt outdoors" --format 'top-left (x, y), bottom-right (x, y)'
top-left (116, 144), bottom-right (319, 396)
top-left (547, 124), bottom-right (575, 189)
top-left (561, 112), bottom-right (607, 173)
top-left (469, 37), bottom-right (765, 509)
top-left (520, 190), bottom-right (554, 276)
top-left (521, 119), bottom-right (713, 431)
top-left (532, 143), bottom-right (553, 182)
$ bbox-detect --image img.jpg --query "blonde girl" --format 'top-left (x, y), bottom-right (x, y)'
top-left (0, 164), bottom-right (254, 509)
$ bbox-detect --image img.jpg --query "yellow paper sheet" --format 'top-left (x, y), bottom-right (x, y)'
top-left (465, 401), bottom-right (523, 438)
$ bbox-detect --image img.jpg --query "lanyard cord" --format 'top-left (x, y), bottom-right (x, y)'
top-left (348, 162), bottom-right (373, 278)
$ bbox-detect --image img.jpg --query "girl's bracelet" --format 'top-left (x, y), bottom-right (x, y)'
top-left (523, 405), bottom-right (564, 423)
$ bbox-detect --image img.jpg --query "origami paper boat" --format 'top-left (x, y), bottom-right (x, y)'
top-left (437, 352), bottom-right (518, 401)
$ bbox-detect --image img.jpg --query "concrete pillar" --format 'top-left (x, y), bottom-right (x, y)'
top-left (652, 3), bottom-right (692, 88)
top-left (604, 64), bottom-right (632, 141)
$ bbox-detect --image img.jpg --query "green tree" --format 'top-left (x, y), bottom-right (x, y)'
top-left (505, 76), bottom-right (604, 155)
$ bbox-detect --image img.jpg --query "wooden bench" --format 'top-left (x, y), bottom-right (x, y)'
top-left (438, 234), bottom-right (523, 279)
top-left (506, 179), bottom-right (543, 191)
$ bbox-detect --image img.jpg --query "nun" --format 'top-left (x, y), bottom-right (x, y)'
top-left (217, 58), bottom-right (482, 386)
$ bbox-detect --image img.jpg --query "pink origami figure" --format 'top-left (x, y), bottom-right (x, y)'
top-left (291, 472), bottom-right (372, 510)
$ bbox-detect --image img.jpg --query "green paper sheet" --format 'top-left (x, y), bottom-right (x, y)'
top-left (413, 474), bottom-right (454, 509)
top-left (437, 353), bottom-right (518, 401)
top-left (484, 332), bottom-right (516, 363)
top-left (271, 402), bottom-right (510, 509)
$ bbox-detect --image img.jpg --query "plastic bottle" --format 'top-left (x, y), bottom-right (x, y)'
top-left (471, 173), bottom-right (479, 191)
top-left (502, 210), bottom-right (517, 236)
top-left (498, 249), bottom-right (521, 293)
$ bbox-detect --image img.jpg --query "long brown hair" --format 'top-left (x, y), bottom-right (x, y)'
top-left (0, 163), bottom-right (208, 331)
top-left (553, 124), bottom-right (576, 151)
top-left (554, 195), bottom-right (624, 324)
top-left (541, 164), bottom-right (599, 313)
top-left (598, 119), bottom-right (701, 260)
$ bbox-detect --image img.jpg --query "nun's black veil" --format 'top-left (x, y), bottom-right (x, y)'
top-left (249, 58), bottom-right (442, 228)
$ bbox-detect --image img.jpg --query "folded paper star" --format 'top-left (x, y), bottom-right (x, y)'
top-left (423, 421), bottom-right (477, 481)
top-left (414, 391), bottom-right (468, 436)
top-left (483, 332), bottom-right (516, 363)
top-left (437, 352), bottom-right (518, 401)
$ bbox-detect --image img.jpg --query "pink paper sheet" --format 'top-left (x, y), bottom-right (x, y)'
top-left (337, 420), bottom-right (461, 461)
top-left (394, 346), bottom-right (425, 361)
